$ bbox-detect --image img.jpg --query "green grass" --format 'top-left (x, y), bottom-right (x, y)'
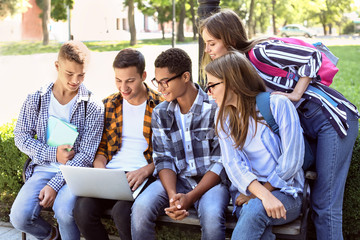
top-left (328, 45), bottom-right (360, 109)
top-left (0, 37), bottom-right (197, 56)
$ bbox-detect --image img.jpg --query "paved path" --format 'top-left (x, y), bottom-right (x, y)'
top-left (0, 221), bottom-right (120, 240)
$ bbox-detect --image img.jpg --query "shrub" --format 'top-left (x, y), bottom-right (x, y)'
top-left (0, 120), bottom-right (27, 200)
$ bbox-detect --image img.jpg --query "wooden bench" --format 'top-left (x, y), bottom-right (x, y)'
top-left (21, 158), bottom-right (316, 240)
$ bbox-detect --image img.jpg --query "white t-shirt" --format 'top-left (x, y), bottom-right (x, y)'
top-left (106, 99), bottom-right (148, 171)
top-left (35, 91), bottom-right (77, 173)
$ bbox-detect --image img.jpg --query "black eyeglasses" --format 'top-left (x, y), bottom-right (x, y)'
top-left (151, 72), bottom-right (185, 89)
top-left (205, 82), bottom-right (223, 93)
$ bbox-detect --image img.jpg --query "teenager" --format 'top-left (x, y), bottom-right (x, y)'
top-left (10, 41), bottom-right (104, 240)
top-left (200, 10), bottom-right (359, 240)
top-left (131, 48), bottom-right (229, 240)
top-left (73, 48), bottom-right (163, 240)
top-left (206, 51), bottom-right (304, 240)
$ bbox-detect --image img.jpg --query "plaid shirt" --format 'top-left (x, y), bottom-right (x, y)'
top-left (14, 82), bottom-right (105, 192)
top-left (96, 83), bottom-right (164, 163)
top-left (151, 84), bottom-right (226, 188)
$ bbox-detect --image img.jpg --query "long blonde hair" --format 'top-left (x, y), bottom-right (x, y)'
top-left (205, 51), bottom-right (267, 150)
top-left (199, 9), bottom-right (267, 77)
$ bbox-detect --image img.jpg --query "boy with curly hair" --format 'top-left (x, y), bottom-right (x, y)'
top-left (131, 48), bottom-right (229, 240)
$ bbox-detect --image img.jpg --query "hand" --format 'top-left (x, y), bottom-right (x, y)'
top-left (235, 193), bottom-right (255, 206)
top-left (126, 167), bottom-right (149, 191)
top-left (271, 91), bottom-right (302, 102)
top-left (261, 192), bottom-right (287, 220)
top-left (38, 185), bottom-right (57, 208)
top-left (56, 145), bottom-right (75, 164)
top-left (164, 193), bottom-right (190, 220)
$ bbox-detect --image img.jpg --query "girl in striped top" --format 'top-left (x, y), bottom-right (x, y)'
top-left (200, 9), bottom-right (359, 240)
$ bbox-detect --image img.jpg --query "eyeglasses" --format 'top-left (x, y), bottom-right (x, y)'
top-left (205, 82), bottom-right (223, 93)
top-left (151, 72), bottom-right (185, 89)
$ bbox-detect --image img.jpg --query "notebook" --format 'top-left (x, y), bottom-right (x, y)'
top-left (47, 116), bottom-right (79, 148)
top-left (60, 165), bottom-right (148, 201)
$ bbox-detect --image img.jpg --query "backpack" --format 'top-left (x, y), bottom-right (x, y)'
top-left (256, 92), bottom-right (315, 170)
top-left (248, 37), bottom-right (339, 87)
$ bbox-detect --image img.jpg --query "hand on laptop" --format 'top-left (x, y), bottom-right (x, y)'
top-left (56, 145), bottom-right (75, 164)
top-left (126, 167), bottom-right (148, 191)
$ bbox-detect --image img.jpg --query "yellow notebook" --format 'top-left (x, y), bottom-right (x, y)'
top-left (46, 116), bottom-right (79, 147)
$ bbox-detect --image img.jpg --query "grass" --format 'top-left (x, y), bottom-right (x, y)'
top-left (328, 45), bottom-right (360, 109)
top-left (0, 37), bottom-right (197, 56)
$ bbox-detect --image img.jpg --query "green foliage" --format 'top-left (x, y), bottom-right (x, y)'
top-left (342, 22), bottom-right (359, 35)
top-left (0, 120), bottom-right (27, 199)
top-left (343, 130), bottom-right (360, 238)
top-left (0, 0), bottom-right (30, 19)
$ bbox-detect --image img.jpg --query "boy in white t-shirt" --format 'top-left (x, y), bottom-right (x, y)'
top-left (73, 48), bottom-right (163, 240)
top-left (10, 41), bottom-right (105, 240)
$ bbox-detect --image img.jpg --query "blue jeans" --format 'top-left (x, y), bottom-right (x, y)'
top-left (131, 178), bottom-right (229, 240)
top-left (232, 190), bottom-right (302, 240)
top-left (10, 171), bottom-right (80, 240)
top-left (298, 101), bottom-right (359, 240)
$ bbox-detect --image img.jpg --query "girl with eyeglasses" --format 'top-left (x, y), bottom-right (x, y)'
top-left (200, 10), bottom-right (359, 240)
top-left (205, 51), bottom-right (305, 240)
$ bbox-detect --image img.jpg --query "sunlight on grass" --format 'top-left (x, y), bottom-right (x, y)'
top-left (0, 37), bottom-right (197, 55)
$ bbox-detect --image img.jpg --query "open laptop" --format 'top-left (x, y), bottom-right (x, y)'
top-left (60, 165), bottom-right (147, 201)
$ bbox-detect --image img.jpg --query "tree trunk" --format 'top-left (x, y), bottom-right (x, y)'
top-left (177, 1), bottom-right (185, 42)
top-left (272, 0), bottom-right (276, 35)
top-left (248, 0), bottom-right (255, 38)
top-left (161, 22), bottom-right (165, 40)
top-left (128, 0), bottom-right (136, 46)
top-left (42, 0), bottom-right (50, 45)
top-left (189, 0), bottom-right (197, 40)
top-left (328, 23), bottom-right (332, 35)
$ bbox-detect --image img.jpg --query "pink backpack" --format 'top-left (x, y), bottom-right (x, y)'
top-left (248, 37), bottom-right (339, 86)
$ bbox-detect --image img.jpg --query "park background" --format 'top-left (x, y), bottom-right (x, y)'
top-left (0, 0), bottom-right (360, 239)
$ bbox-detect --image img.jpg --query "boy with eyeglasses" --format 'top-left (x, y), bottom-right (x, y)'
top-left (131, 48), bottom-right (229, 240)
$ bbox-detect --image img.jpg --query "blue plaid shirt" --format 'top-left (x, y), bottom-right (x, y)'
top-left (14, 82), bottom-right (104, 192)
top-left (151, 84), bottom-right (226, 188)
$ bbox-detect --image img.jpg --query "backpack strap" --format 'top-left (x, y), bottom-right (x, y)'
top-left (255, 92), bottom-right (279, 135)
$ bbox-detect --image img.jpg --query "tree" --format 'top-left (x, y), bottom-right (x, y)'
top-left (0, 0), bottom-right (29, 20)
top-left (188, 0), bottom-right (198, 40)
top-left (139, 0), bottom-right (172, 39)
top-left (127, 0), bottom-right (137, 45)
top-left (36, 0), bottom-right (51, 45)
top-left (177, 0), bottom-right (186, 42)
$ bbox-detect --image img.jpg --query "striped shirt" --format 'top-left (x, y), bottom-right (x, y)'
top-left (218, 95), bottom-right (305, 201)
top-left (96, 83), bottom-right (164, 163)
top-left (151, 84), bottom-right (226, 188)
top-left (14, 83), bottom-right (105, 192)
top-left (249, 39), bottom-right (359, 138)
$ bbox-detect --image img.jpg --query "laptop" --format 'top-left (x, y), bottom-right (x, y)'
top-left (60, 165), bottom-right (148, 201)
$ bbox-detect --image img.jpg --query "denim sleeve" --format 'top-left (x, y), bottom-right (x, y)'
top-left (266, 95), bottom-right (304, 190)
top-left (218, 125), bottom-right (257, 196)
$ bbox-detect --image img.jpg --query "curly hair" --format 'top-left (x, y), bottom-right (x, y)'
top-left (154, 48), bottom-right (192, 81)
top-left (58, 40), bottom-right (91, 65)
top-left (113, 48), bottom-right (145, 75)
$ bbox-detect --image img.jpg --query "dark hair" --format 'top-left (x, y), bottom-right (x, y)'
top-left (58, 40), bottom-right (90, 64)
top-left (113, 48), bottom-right (145, 75)
top-left (154, 48), bottom-right (192, 81)
top-left (205, 51), bottom-right (266, 150)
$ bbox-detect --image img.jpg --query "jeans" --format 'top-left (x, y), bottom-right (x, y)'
top-left (131, 178), bottom-right (229, 240)
top-left (298, 101), bottom-right (359, 240)
top-left (232, 190), bottom-right (302, 240)
top-left (74, 197), bottom-right (133, 240)
top-left (10, 171), bottom-right (80, 240)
